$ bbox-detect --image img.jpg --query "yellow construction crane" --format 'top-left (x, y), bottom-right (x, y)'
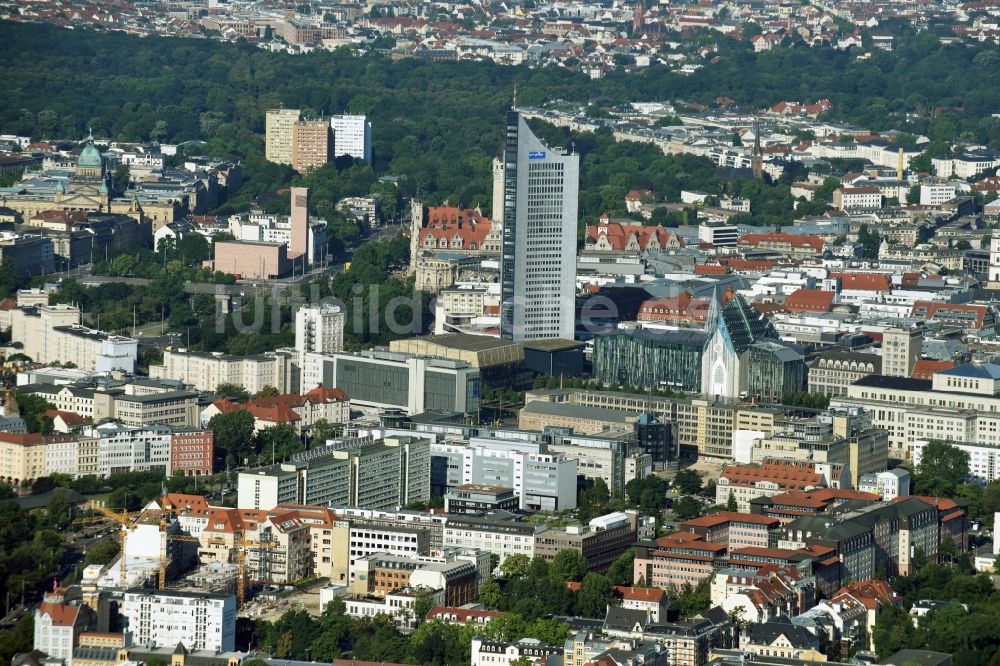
top-left (81, 501), bottom-right (138, 588)
top-left (234, 535), bottom-right (281, 607)
top-left (157, 523), bottom-right (202, 590)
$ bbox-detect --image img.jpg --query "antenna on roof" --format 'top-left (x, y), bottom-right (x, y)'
top-left (512, 82), bottom-right (518, 109)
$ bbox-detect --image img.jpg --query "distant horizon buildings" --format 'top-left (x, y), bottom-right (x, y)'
top-left (499, 109), bottom-right (579, 342)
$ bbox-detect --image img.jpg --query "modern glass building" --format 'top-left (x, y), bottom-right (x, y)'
top-left (500, 110), bottom-right (580, 341)
top-left (747, 340), bottom-right (807, 401)
top-left (592, 328), bottom-right (708, 392)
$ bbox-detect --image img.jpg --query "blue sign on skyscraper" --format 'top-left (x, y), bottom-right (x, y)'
top-left (528, 151), bottom-right (546, 160)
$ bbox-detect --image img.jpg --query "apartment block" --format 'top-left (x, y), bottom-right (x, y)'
top-left (291, 119), bottom-right (334, 173)
top-left (8, 304), bottom-right (137, 372)
top-left (330, 114), bottom-right (372, 163)
top-left (119, 589), bottom-right (236, 652)
top-left (265, 108), bottom-right (301, 165)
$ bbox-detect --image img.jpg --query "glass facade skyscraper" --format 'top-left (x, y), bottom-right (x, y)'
top-left (500, 110), bottom-right (580, 341)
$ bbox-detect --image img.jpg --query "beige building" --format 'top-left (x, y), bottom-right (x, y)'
top-left (291, 120), bottom-right (334, 173)
top-left (808, 352), bottom-right (881, 397)
top-left (390, 333), bottom-right (523, 369)
top-left (265, 108), bottom-right (301, 165)
top-left (212, 240), bottom-right (291, 279)
top-left (0, 432), bottom-right (49, 485)
top-left (519, 401), bottom-right (640, 436)
top-left (881, 325), bottom-right (922, 378)
top-left (114, 391), bottom-right (201, 428)
top-left (151, 348), bottom-right (296, 394)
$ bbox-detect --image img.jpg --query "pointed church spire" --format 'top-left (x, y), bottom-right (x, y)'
top-left (704, 284), bottom-right (721, 332)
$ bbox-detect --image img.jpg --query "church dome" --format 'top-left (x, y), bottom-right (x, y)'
top-left (78, 130), bottom-right (103, 168)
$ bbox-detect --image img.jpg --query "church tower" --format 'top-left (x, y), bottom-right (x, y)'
top-left (751, 121), bottom-right (763, 181)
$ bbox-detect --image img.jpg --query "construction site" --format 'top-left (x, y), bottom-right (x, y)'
top-left (77, 498), bottom-right (297, 614)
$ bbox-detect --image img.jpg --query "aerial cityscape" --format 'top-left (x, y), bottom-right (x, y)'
top-left (1, 2), bottom-right (1000, 666)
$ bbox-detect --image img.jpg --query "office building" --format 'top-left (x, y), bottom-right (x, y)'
top-left (533, 511), bottom-right (642, 573)
top-left (429, 436), bottom-right (577, 511)
top-left (807, 352), bottom-right (881, 397)
top-left (170, 428), bottom-right (214, 476)
top-left (301, 350), bottom-right (480, 415)
top-left (113, 391), bottom-right (200, 428)
top-left (499, 110), bottom-right (579, 341)
top-left (265, 108), bottom-right (301, 165)
top-left (292, 120), bottom-right (334, 173)
top-left (330, 114), bottom-right (372, 163)
top-left (85, 423), bottom-right (173, 477)
top-left (830, 362), bottom-right (1000, 460)
top-left (237, 435), bottom-right (431, 510)
top-left (119, 589), bottom-right (236, 652)
top-left (443, 513), bottom-right (544, 565)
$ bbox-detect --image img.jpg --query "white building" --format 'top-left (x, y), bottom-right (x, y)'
top-left (919, 183), bottom-right (957, 206)
top-left (912, 439), bottom-right (1000, 484)
top-left (330, 115), bottom-right (373, 163)
top-left (86, 423), bottom-right (172, 477)
top-left (858, 468), bottom-right (910, 500)
top-left (499, 110), bottom-right (579, 342)
top-left (45, 436), bottom-right (80, 478)
top-left (34, 596), bottom-right (88, 665)
top-left (120, 589), bottom-right (236, 652)
top-left (471, 638), bottom-right (563, 666)
top-left (295, 304), bottom-right (345, 384)
top-left (344, 587), bottom-right (443, 629)
top-left (7, 304), bottom-right (137, 372)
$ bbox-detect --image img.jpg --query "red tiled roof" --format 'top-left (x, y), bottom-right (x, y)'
top-left (417, 207), bottom-right (494, 250)
top-left (586, 221), bottom-right (682, 252)
top-left (912, 359), bottom-right (954, 380)
top-left (832, 579), bottom-right (895, 610)
top-left (720, 460), bottom-right (834, 490)
top-left (0, 298), bottom-right (15, 311)
top-left (43, 409), bottom-right (89, 426)
top-left (910, 300), bottom-right (989, 329)
top-left (302, 385), bottom-right (349, 403)
top-left (834, 272), bottom-right (892, 292)
top-left (738, 231), bottom-right (824, 253)
top-left (681, 511), bottom-right (781, 528)
top-left (614, 586), bottom-right (667, 602)
top-left (38, 602), bottom-right (80, 627)
top-left (784, 289), bottom-right (835, 313)
top-left (695, 264), bottom-right (728, 275)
